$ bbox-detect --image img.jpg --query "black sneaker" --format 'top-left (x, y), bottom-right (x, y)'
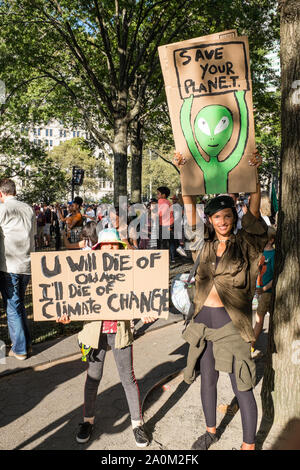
top-left (191, 431), bottom-right (219, 450)
top-left (133, 425), bottom-right (150, 448)
top-left (76, 422), bottom-right (94, 444)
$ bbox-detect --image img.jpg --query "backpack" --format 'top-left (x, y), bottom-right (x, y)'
top-left (171, 246), bottom-right (202, 325)
top-left (171, 272), bottom-right (196, 317)
top-left (37, 213), bottom-right (46, 227)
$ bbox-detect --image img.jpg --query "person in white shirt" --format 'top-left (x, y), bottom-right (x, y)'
top-left (228, 193), bottom-right (247, 233)
top-left (0, 179), bottom-right (36, 360)
top-left (260, 193), bottom-right (272, 226)
top-left (84, 206), bottom-right (96, 223)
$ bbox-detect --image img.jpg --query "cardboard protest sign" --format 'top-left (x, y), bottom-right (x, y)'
top-left (31, 250), bottom-right (169, 321)
top-left (158, 30), bottom-right (257, 195)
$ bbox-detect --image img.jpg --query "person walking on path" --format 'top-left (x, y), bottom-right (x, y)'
top-left (173, 150), bottom-right (268, 451)
top-left (0, 178), bottom-right (36, 360)
top-left (36, 206), bottom-right (46, 249)
top-left (57, 227), bottom-right (155, 448)
top-left (57, 196), bottom-right (84, 242)
top-left (157, 186), bottom-right (176, 263)
top-left (252, 226), bottom-right (276, 353)
top-left (43, 203), bottom-right (52, 247)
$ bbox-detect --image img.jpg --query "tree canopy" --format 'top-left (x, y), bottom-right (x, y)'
top-left (0, 0), bottom-right (279, 203)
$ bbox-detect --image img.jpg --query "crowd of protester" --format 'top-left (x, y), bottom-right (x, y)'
top-left (31, 191), bottom-right (190, 260)
top-left (31, 186), bottom-right (277, 272)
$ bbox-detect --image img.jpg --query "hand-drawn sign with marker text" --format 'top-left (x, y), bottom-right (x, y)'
top-left (158, 30), bottom-right (257, 195)
top-left (31, 250), bottom-right (169, 321)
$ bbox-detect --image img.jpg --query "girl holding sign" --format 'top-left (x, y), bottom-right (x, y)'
top-left (58, 227), bottom-right (154, 447)
top-left (174, 150), bottom-right (268, 451)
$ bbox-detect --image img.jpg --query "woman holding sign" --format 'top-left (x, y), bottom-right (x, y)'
top-left (58, 227), bottom-right (154, 447)
top-left (174, 151), bottom-right (268, 451)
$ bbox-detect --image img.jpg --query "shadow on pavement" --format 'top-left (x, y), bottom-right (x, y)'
top-left (0, 357), bottom-right (86, 429)
top-left (12, 345), bottom-right (188, 450)
top-left (143, 379), bottom-right (190, 448)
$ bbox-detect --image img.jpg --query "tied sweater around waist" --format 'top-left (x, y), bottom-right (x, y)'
top-left (182, 320), bottom-right (256, 392)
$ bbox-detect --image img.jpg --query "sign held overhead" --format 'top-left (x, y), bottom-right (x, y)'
top-left (158, 30), bottom-right (257, 195)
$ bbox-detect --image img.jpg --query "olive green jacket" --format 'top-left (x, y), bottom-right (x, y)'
top-left (182, 320), bottom-right (256, 392)
top-left (189, 211), bottom-right (268, 342)
top-left (78, 320), bottom-right (133, 350)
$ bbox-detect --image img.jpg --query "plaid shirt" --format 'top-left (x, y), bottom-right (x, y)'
top-left (101, 320), bottom-right (118, 334)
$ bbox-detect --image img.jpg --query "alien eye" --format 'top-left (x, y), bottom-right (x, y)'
top-left (214, 116), bottom-right (230, 135)
top-left (197, 118), bottom-right (211, 136)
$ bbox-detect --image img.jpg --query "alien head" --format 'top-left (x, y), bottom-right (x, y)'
top-left (194, 105), bottom-right (233, 157)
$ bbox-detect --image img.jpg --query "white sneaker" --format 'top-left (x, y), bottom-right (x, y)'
top-left (8, 349), bottom-right (27, 361)
top-left (176, 246), bottom-right (187, 257)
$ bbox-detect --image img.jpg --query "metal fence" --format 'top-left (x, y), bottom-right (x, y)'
top-left (0, 234), bottom-right (83, 347)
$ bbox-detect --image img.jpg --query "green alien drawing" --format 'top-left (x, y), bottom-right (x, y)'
top-left (180, 90), bottom-right (248, 194)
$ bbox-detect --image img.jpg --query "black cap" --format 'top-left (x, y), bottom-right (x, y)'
top-left (204, 195), bottom-right (235, 217)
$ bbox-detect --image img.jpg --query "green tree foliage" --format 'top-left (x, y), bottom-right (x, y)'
top-left (0, 0), bottom-right (195, 201)
top-left (0, 0), bottom-right (279, 204)
top-left (255, 90), bottom-right (281, 187)
top-left (17, 154), bottom-right (68, 205)
top-left (141, 149), bottom-right (180, 200)
top-left (48, 137), bottom-right (112, 197)
top-left (0, 127), bottom-right (68, 204)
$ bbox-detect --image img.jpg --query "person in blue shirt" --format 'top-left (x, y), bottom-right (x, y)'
top-left (252, 227), bottom-right (276, 350)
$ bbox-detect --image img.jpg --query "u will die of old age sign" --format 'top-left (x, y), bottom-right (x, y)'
top-left (31, 250), bottom-right (169, 321)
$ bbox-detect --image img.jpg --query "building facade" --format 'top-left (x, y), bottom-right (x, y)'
top-left (27, 120), bottom-right (114, 201)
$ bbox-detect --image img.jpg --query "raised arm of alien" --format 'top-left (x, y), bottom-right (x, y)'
top-left (220, 90), bottom-right (249, 174)
top-left (179, 94), bottom-right (210, 173)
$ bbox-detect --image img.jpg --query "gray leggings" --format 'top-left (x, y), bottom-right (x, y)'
top-left (83, 333), bottom-right (142, 421)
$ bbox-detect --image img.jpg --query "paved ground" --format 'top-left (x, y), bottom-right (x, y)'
top-left (0, 310), bottom-right (287, 452)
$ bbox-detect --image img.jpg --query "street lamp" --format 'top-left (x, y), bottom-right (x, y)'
top-left (71, 166), bottom-right (85, 200)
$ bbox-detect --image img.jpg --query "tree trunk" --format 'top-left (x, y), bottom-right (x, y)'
top-left (261, 0), bottom-right (300, 426)
top-left (112, 117), bottom-right (128, 206)
top-left (130, 118), bottom-right (143, 203)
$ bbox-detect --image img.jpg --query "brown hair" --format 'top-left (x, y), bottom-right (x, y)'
top-left (0, 178), bottom-right (16, 196)
top-left (267, 226), bottom-right (276, 241)
top-left (81, 221), bottom-right (98, 246)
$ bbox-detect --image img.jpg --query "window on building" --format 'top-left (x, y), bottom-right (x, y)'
top-left (49, 140), bottom-right (53, 146)
top-left (50, 129), bottom-right (53, 137)
top-left (46, 129), bottom-right (49, 136)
